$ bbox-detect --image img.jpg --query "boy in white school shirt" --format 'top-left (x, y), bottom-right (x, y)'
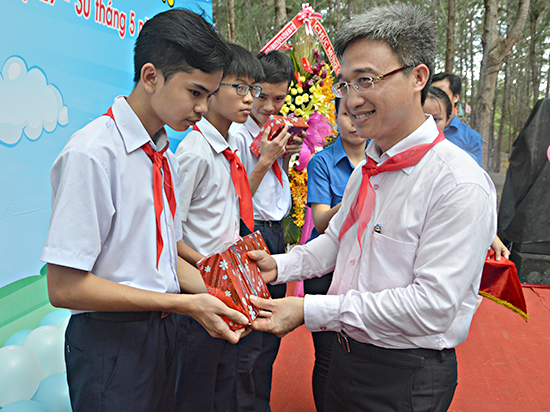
top-left (174, 43), bottom-right (272, 412)
top-left (230, 50), bottom-right (302, 412)
top-left (40, 10), bottom-right (249, 412)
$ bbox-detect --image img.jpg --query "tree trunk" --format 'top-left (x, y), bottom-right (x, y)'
top-left (528, 0), bottom-right (547, 106)
top-left (472, 0), bottom-right (530, 169)
top-left (336, 0), bottom-right (342, 31)
top-left (445, 0), bottom-right (457, 73)
top-left (274, 0), bottom-right (287, 30)
top-left (227, 0), bottom-right (235, 42)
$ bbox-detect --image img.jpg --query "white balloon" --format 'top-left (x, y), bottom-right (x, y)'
top-left (59, 315), bottom-right (71, 333)
top-left (0, 345), bottom-right (42, 407)
top-left (23, 325), bottom-right (66, 379)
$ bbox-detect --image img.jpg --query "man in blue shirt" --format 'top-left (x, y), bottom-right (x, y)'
top-left (432, 72), bottom-right (483, 165)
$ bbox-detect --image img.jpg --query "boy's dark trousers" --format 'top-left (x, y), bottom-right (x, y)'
top-left (175, 315), bottom-right (237, 412)
top-left (65, 311), bottom-right (178, 412)
top-left (230, 220), bottom-right (287, 412)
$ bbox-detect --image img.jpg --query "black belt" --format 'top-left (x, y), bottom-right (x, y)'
top-left (337, 332), bottom-right (454, 368)
top-left (85, 311), bottom-right (170, 322)
top-left (254, 219), bottom-right (283, 228)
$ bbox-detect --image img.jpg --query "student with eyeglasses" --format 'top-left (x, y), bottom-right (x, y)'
top-left (174, 43), bottom-right (266, 412)
top-left (229, 49), bottom-right (299, 412)
top-left (248, 5), bottom-right (497, 411)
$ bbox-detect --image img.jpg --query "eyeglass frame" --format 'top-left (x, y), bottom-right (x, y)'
top-left (220, 82), bottom-right (262, 98)
top-left (331, 64), bottom-right (415, 98)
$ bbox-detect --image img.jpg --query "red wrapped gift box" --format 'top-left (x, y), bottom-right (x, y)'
top-left (249, 115), bottom-right (309, 156)
top-left (197, 231), bottom-right (272, 330)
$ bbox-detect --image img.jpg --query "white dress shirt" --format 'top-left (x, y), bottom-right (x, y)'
top-left (231, 117), bottom-right (292, 222)
top-left (274, 117), bottom-right (497, 350)
top-left (175, 117), bottom-right (240, 255)
top-left (41, 96), bottom-right (182, 306)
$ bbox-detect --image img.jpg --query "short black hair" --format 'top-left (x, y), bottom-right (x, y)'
top-left (334, 97), bottom-right (341, 114)
top-left (432, 72), bottom-right (462, 96)
top-left (334, 4), bottom-right (437, 104)
top-left (426, 86), bottom-right (453, 120)
top-left (133, 9), bottom-right (231, 83)
top-left (225, 43), bottom-right (264, 83)
top-left (256, 50), bottom-right (294, 86)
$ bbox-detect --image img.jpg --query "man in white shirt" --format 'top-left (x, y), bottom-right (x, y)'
top-left (249, 5), bottom-right (497, 412)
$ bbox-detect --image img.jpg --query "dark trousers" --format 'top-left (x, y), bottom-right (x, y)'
top-left (175, 315), bottom-right (237, 412)
top-left (304, 273), bottom-right (334, 412)
top-left (65, 312), bottom-right (178, 412)
top-left (325, 335), bottom-right (458, 412)
top-left (230, 220), bottom-right (287, 411)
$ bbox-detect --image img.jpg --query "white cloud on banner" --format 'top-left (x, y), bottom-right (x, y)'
top-left (0, 56), bottom-right (68, 146)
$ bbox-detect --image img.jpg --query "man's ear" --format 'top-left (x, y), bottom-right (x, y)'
top-left (140, 63), bottom-right (161, 95)
top-left (411, 64), bottom-right (430, 94)
top-left (451, 92), bottom-right (460, 107)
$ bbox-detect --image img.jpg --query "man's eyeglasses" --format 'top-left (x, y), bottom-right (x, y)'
top-left (331, 64), bottom-right (414, 98)
top-left (220, 83), bottom-right (262, 98)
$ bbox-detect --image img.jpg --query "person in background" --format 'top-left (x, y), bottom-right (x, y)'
top-left (431, 72), bottom-right (483, 166)
top-left (248, 5), bottom-right (497, 411)
top-left (174, 43), bottom-right (265, 412)
top-left (423, 86), bottom-right (453, 132)
top-left (303, 97), bottom-right (367, 412)
top-left (40, 10), bottom-right (248, 412)
top-left (231, 49), bottom-right (299, 412)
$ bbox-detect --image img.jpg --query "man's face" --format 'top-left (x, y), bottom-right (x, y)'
top-left (339, 38), bottom-right (423, 151)
top-left (431, 78), bottom-right (459, 109)
top-left (209, 74), bottom-right (255, 124)
top-left (151, 68), bottom-right (222, 132)
top-left (251, 81), bottom-right (289, 127)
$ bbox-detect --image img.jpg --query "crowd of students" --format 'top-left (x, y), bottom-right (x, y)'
top-left (41, 4), bottom-right (502, 412)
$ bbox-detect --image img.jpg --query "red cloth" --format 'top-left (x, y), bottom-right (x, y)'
top-left (192, 124), bottom-right (254, 231)
top-left (104, 107), bottom-right (176, 269)
top-left (249, 115), bottom-right (309, 186)
top-left (479, 250), bottom-right (529, 322)
top-left (222, 148), bottom-right (255, 232)
top-left (197, 231), bottom-right (272, 330)
top-left (339, 130), bottom-right (445, 248)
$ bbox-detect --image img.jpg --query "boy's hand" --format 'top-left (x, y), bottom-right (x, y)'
top-left (182, 293), bottom-right (250, 344)
top-left (250, 296), bottom-right (305, 338)
top-left (247, 250), bottom-right (278, 284)
top-left (259, 124), bottom-right (291, 166)
top-left (285, 131), bottom-right (304, 157)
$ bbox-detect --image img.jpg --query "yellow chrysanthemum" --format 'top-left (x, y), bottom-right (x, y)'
top-left (302, 93), bottom-right (310, 103)
top-left (289, 104), bottom-right (296, 111)
top-left (285, 95), bottom-right (292, 103)
top-left (281, 105), bottom-right (289, 115)
top-left (295, 95), bottom-right (304, 106)
top-left (295, 108), bottom-right (303, 116)
top-left (297, 86), bottom-right (303, 94)
top-left (291, 88), bottom-right (298, 95)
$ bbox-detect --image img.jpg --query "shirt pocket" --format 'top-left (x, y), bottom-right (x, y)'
top-left (367, 232), bottom-right (418, 290)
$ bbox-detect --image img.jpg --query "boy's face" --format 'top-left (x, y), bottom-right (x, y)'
top-left (251, 81), bottom-right (289, 127)
top-left (209, 74), bottom-right (255, 124)
top-left (151, 68), bottom-right (222, 132)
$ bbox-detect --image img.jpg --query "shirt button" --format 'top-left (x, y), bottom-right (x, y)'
top-left (350, 259), bottom-right (355, 266)
top-left (320, 326), bottom-right (327, 331)
top-left (373, 184), bottom-right (379, 190)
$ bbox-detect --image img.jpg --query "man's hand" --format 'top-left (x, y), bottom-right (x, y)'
top-left (250, 296), bottom-right (305, 338)
top-left (491, 236), bottom-right (510, 260)
top-left (285, 131), bottom-right (304, 157)
top-left (181, 293), bottom-right (250, 344)
top-left (247, 250), bottom-right (278, 284)
top-left (259, 124), bottom-right (291, 166)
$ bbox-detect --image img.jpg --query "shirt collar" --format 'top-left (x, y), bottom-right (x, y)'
top-left (446, 114), bottom-right (460, 131)
top-left (365, 115), bottom-right (440, 174)
top-left (331, 136), bottom-right (350, 167)
top-left (244, 115), bottom-right (262, 136)
top-left (110, 96), bottom-right (166, 154)
top-left (196, 117), bottom-right (235, 153)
